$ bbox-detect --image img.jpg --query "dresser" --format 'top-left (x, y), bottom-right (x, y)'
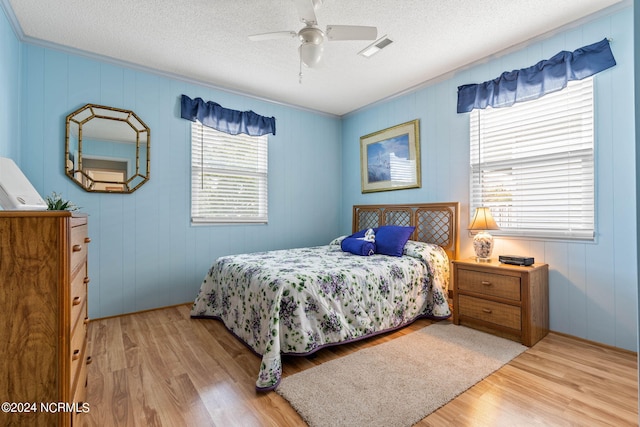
top-left (452, 258), bottom-right (549, 346)
top-left (0, 211), bottom-right (91, 426)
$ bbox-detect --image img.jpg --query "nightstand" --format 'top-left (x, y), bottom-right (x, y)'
top-left (452, 258), bottom-right (549, 346)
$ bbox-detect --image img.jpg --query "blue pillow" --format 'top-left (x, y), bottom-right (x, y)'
top-left (341, 237), bottom-right (376, 256)
top-left (375, 225), bottom-right (415, 256)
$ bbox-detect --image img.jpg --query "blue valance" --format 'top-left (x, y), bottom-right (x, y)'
top-left (457, 38), bottom-right (616, 113)
top-left (181, 95), bottom-right (276, 136)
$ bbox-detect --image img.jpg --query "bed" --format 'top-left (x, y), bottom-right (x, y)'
top-left (191, 202), bottom-right (460, 391)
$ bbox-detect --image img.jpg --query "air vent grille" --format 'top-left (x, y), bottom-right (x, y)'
top-left (359, 35), bottom-right (393, 58)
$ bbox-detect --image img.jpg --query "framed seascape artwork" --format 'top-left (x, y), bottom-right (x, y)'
top-left (360, 119), bottom-right (421, 193)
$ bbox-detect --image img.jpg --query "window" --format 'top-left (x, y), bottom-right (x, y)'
top-left (191, 122), bottom-right (268, 224)
top-left (470, 77), bottom-right (594, 240)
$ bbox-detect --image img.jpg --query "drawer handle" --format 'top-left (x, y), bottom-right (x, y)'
top-left (481, 281), bottom-right (492, 286)
top-left (72, 244), bottom-right (82, 252)
top-left (482, 308), bottom-right (493, 314)
top-left (84, 317), bottom-right (90, 325)
top-left (72, 349), bottom-right (80, 361)
top-left (84, 277), bottom-right (91, 285)
top-left (86, 356), bottom-right (93, 365)
top-left (73, 296), bottom-right (82, 306)
top-left (84, 237), bottom-right (91, 244)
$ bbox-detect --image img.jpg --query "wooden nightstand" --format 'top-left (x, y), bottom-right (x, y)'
top-left (452, 258), bottom-right (549, 347)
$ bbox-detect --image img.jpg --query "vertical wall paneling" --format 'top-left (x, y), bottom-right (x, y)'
top-left (0, 5), bottom-right (20, 161)
top-left (607, 10), bottom-right (639, 348)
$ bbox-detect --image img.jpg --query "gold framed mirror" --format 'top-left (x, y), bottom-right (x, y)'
top-left (65, 104), bottom-right (150, 193)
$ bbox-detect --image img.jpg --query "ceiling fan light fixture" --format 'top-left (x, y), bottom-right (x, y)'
top-left (299, 42), bottom-right (324, 67)
top-left (359, 35), bottom-right (393, 58)
top-left (251, 0), bottom-right (379, 75)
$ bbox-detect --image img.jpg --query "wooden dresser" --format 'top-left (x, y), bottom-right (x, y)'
top-left (452, 258), bottom-right (549, 347)
top-left (0, 211), bottom-right (91, 426)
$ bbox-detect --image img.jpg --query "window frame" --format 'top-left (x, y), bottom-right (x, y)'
top-left (190, 122), bottom-right (268, 225)
top-left (469, 77), bottom-right (595, 241)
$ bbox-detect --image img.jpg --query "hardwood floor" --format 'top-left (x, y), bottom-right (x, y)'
top-left (78, 304), bottom-right (638, 426)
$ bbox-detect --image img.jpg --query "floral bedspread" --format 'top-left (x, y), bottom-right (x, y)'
top-left (190, 238), bottom-right (451, 391)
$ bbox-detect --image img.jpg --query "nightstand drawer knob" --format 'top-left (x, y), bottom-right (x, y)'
top-left (482, 308), bottom-right (493, 314)
top-left (481, 281), bottom-right (492, 286)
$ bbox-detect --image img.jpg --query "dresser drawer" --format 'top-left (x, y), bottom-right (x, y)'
top-left (71, 351), bottom-right (90, 426)
top-left (458, 295), bottom-right (521, 330)
top-left (70, 224), bottom-right (89, 273)
top-left (457, 269), bottom-right (521, 301)
top-left (71, 340), bottom-right (88, 402)
top-left (70, 267), bottom-right (87, 332)
top-left (74, 352), bottom-right (89, 404)
top-left (69, 307), bottom-right (88, 390)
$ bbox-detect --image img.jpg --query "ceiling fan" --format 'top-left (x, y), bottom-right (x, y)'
top-left (248, 0), bottom-right (377, 70)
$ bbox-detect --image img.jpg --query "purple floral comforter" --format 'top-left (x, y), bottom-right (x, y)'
top-left (190, 238), bottom-right (451, 391)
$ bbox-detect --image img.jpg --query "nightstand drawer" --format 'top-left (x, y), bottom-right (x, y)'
top-left (457, 269), bottom-right (521, 301)
top-left (458, 295), bottom-right (521, 330)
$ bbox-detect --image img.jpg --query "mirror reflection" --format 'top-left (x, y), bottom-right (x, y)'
top-left (65, 104), bottom-right (150, 193)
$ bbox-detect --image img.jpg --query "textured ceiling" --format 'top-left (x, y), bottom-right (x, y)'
top-left (5, 0), bottom-right (625, 116)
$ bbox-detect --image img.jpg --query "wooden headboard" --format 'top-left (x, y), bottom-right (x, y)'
top-left (353, 202), bottom-right (460, 261)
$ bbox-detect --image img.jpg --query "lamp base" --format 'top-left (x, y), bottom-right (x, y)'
top-left (473, 231), bottom-right (494, 261)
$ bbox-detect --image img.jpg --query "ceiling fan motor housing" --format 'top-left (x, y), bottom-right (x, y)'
top-left (298, 26), bottom-right (324, 45)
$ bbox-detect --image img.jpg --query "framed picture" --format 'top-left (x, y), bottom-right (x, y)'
top-left (360, 119), bottom-right (421, 193)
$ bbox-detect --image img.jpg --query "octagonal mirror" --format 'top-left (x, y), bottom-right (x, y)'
top-left (65, 104), bottom-right (150, 193)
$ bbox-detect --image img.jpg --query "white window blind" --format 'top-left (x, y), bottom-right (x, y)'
top-left (191, 122), bottom-right (268, 224)
top-left (470, 77), bottom-right (594, 240)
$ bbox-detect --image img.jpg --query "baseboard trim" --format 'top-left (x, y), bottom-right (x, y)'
top-left (548, 330), bottom-right (637, 356)
top-left (89, 302), bottom-right (192, 322)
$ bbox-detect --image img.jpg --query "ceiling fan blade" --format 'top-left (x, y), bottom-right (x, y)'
top-left (326, 25), bottom-right (377, 41)
top-left (248, 31), bottom-right (298, 42)
top-left (294, 0), bottom-right (318, 25)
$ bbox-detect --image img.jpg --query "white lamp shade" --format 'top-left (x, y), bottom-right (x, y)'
top-left (468, 206), bottom-right (499, 231)
top-left (299, 42), bottom-right (324, 67)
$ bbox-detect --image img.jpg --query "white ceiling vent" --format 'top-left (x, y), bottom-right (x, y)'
top-left (359, 35), bottom-right (394, 58)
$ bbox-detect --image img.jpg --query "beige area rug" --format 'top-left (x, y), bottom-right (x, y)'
top-left (276, 322), bottom-right (527, 427)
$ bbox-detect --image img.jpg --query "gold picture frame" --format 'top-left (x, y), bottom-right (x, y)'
top-left (360, 119), bottom-right (421, 193)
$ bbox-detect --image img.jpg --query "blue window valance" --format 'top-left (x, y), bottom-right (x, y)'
top-left (181, 95), bottom-right (276, 136)
top-left (457, 38), bottom-right (616, 113)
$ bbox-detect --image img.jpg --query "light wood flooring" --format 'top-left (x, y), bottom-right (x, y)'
top-left (78, 304), bottom-right (638, 426)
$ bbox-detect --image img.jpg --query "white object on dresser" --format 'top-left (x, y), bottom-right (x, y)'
top-left (0, 157), bottom-right (47, 210)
